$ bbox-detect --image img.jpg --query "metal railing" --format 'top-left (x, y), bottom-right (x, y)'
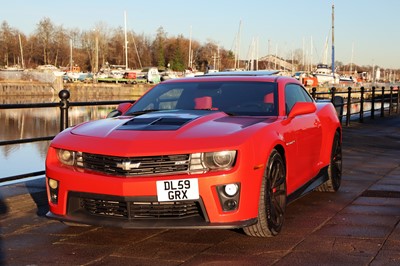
top-left (0, 89), bottom-right (134, 183)
top-left (311, 86), bottom-right (400, 126)
top-left (1, 87), bottom-right (399, 184)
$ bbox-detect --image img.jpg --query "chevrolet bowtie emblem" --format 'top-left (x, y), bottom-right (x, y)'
top-left (116, 160), bottom-right (141, 171)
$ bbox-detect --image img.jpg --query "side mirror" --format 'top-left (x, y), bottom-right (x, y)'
top-left (107, 102), bottom-right (133, 118)
top-left (107, 109), bottom-right (122, 118)
top-left (288, 102), bottom-right (316, 118)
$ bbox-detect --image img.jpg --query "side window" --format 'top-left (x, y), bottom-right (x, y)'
top-left (285, 84), bottom-right (313, 115)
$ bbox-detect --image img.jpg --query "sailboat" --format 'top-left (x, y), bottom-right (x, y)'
top-left (313, 4), bottom-right (339, 85)
top-left (313, 63), bottom-right (339, 84)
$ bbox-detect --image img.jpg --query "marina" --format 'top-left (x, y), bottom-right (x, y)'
top-left (1, 0), bottom-right (400, 264)
top-left (1, 84), bottom-right (399, 184)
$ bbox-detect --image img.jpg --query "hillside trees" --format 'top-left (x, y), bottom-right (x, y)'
top-left (2, 17), bottom-right (395, 75)
top-left (1, 18), bottom-right (242, 72)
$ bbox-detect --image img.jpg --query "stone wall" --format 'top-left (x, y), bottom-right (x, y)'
top-left (0, 80), bottom-right (152, 99)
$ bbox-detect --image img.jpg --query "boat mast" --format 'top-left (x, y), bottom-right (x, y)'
top-left (18, 34), bottom-right (25, 69)
top-left (124, 11), bottom-right (128, 70)
top-left (188, 26), bottom-right (192, 69)
top-left (234, 20), bottom-right (242, 69)
top-left (70, 39), bottom-right (73, 71)
top-left (331, 3), bottom-right (335, 79)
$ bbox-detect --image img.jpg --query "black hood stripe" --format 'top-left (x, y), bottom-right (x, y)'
top-left (117, 110), bottom-right (212, 131)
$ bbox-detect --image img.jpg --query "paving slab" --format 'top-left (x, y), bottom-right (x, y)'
top-left (1, 114), bottom-right (400, 265)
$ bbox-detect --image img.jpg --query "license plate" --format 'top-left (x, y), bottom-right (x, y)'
top-left (156, 178), bottom-right (199, 202)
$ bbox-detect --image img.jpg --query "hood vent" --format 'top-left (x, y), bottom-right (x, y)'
top-left (119, 117), bottom-right (194, 131)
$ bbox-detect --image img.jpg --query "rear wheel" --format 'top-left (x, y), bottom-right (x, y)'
top-left (244, 149), bottom-right (287, 237)
top-left (316, 131), bottom-right (342, 192)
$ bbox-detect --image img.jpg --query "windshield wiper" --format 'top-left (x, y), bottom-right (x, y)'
top-left (125, 109), bottom-right (159, 116)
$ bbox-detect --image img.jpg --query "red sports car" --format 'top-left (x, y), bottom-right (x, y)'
top-left (46, 71), bottom-right (342, 237)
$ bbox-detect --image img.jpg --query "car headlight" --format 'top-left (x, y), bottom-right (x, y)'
top-left (203, 150), bottom-right (236, 170)
top-left (56, 149), bottom-right (83, 166)
top-left (189, 151), bottom-right (237, 173)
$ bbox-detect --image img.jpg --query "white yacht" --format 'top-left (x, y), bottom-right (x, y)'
top-left (313, 64), bottom-right (339, 84)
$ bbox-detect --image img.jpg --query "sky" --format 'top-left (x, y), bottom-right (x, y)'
top-left (1, 0), bottom-right (400, 69)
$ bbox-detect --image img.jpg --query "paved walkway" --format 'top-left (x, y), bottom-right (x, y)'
top-left (1, 114), bottom-right (400, 265)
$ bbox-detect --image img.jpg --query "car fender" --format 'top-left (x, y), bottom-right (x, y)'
top-left (316, 103), bottom-right (342, 165)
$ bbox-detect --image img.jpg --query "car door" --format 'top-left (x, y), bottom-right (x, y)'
top-left (284, 84), bottom-right (323, 192)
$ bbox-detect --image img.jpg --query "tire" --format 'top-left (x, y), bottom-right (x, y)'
top-left (244, 149), bottom-right (287, 237)
top-left (316, 131), bottom-right (342, 192)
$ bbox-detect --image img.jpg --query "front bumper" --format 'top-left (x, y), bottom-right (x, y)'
top-left (46, 158), bottom-right (263, 228)
top-left (46, 192), bottom-right (257, 229)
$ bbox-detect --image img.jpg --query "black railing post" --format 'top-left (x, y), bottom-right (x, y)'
top-left (346, 87), bottom-right (352, 126)
top-left (389, 86), bottom-right (393, 115)
top-left (311, 87), bottom-right (317, 100)
top-left (397, 87), bottom-right (400, 114)
top-left (359, 86), bottom-right (364, 123)
top-left (59, 89), bottom-right (70, 131)
top-left (371, 86), bottom-right (376, 119)
top-left (380, 86), bottom-right (385, 117)
top-left (330, 87), bottom-right (336, 103)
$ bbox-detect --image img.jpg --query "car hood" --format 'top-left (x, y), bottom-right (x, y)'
top-left (56, 110), bottom-right (276, 155)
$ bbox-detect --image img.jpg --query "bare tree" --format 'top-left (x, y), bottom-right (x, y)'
top-left (35, 17), bottom-right (55, 65)
top-left (0, 21), bottom-right (21, 67)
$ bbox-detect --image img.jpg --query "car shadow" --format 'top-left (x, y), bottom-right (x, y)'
top-left (25, 178), bottom-right (49, 216)
top-left (0, 192), bottom-right (9, 265)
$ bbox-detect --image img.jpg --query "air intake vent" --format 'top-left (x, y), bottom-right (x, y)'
top-left (120, 117), bottom-right (193, 130)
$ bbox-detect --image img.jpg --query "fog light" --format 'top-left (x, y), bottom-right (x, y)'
top-left (47, 178), bottom-right (59, 204)
top-left (224, 199), bottom-right (237, 210)
top-left (50, 193), bottom-right (58, 202)
top-left (48, 178), bottom-right (58, 189)
top-left (224, 183), bottom-right (238, 197)
top-left (216, 183), bottom-right (240, 212)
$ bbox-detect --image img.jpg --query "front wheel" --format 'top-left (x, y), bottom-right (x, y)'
top-left (244, 149), bottom-right (287, 237)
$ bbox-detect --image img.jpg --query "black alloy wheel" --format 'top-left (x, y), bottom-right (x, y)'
top-left (244, 149), bottom-right (287, 237)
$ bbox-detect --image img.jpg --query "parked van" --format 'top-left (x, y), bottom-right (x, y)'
top-left (141, 67), bottom-right (161, 84)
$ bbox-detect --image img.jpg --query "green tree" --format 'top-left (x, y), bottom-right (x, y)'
top-left (152, 27), bottom-right (167, 69)
top-left (169, 37), bottom-right (185, 71)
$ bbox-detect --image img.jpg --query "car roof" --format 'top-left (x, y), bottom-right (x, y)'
top-left (161, 71), bottom-right (300, 84)
top-left (203, 70), bottom-right (280, 76)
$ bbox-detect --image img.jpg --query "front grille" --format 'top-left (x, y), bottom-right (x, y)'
top-left (82, 153), bottom-right (190, 176)
top-left (81, 198), bottom-right (201, 219)
top-left (67, 193), bottom-right (206, 221)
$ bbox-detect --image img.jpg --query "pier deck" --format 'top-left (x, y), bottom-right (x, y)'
top-left (1, 114), bottom-right (400, 265)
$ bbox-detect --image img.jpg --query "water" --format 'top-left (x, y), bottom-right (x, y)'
top-left (0, 96), bottom-right (133, 181)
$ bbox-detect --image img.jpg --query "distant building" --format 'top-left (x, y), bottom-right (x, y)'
top-left (257, 55), bottom-right (294, 72)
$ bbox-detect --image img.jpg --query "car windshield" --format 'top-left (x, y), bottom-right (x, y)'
top-left (126, 81), bottom-right (278, 116)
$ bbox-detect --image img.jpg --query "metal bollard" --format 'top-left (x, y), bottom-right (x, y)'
top-left (380, 86), bottom-right (385, 118)
top-left (359, 87), bottom-right (365, 123)
top-left (311, 87), bottom-right (317, 100)
top-left (59, 89), bottom-right (70, 132)
top-left (371, 86), bottom-right (375, 119)
top-left (345, 87), bottom-right (352, 126)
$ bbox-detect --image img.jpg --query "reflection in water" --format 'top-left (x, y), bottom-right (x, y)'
top-left (1, 96), bottom-right (136, 179)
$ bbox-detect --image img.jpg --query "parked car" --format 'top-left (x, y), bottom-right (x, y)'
top-left (45, 71), bottom-right (342, 237)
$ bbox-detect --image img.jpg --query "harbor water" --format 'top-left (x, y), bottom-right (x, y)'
top-left (0, 95), bottom-right (136, 181)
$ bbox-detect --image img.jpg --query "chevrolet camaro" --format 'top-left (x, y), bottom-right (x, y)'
top-left (45, 71), bottom-right (342, 237)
